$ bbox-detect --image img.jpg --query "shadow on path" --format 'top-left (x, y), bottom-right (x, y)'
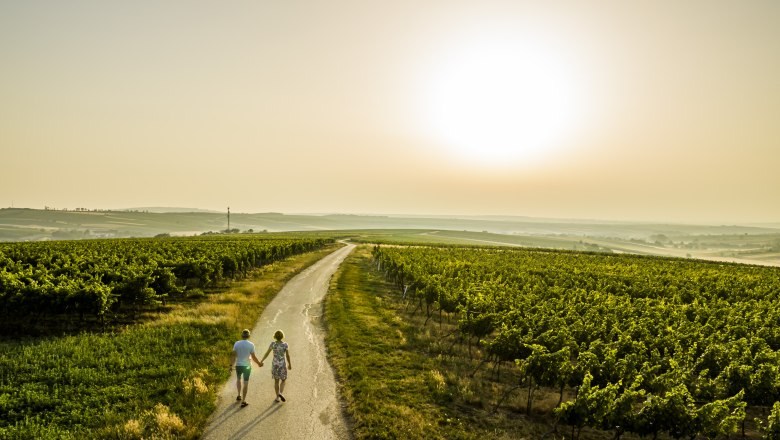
top-left (202, 400), bottom-right (284, 440)
top-left (233, 401), bottom-right (284, 439)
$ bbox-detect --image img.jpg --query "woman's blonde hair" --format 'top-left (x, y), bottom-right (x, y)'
top-left (273, 330), bottom-right (284, 341)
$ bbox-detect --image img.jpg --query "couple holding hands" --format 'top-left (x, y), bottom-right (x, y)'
top-left (229, 328), bottom-right (292, 407)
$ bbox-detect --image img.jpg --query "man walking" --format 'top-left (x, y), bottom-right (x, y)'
top-left (229, 329), bottom-right (263, 407)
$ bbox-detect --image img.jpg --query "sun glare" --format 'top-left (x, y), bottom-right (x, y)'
top-left (422, 35), bottom-right (579, 167)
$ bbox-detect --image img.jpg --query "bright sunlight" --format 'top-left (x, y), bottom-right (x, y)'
top-left (422, 35), bottom-right (580, 167)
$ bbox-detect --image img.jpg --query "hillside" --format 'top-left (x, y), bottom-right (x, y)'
top-left (1, 208), bottom-right (779, 266)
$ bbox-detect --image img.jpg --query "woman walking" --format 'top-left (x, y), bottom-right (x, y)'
top-left (259, 330), bottom-right (292, 402)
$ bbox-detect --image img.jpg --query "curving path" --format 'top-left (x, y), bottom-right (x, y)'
top-left (202, 244), bottom-right (355, 440)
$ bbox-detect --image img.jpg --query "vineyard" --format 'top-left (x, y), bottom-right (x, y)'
top-left (373, 245), bottom-right (780, 439)
top-left (0, 234), bottom-right (336, 438)
top-left (0, 235), bottom-right (331, 327)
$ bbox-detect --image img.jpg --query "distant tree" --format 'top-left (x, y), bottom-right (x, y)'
top-left (650, 234), bottom-right (669, 244)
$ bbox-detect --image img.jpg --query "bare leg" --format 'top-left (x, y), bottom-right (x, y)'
top-left (279, 379), bottom-right (286, 395)
top-left (235, 376), bottom-right (241, 398)
top-left (242, 380), bottom-right (249, 402)
top-left (274, 379), bottom-right (280, 397)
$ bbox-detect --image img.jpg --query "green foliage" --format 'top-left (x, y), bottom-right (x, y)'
top-left (0, 235), bottom-right (331, 325)
top-left (373, 244), bottom-right (780, 438)
top-left (765, 401), bottom-right (780, 439)
top-left (695, 391), bottom-right (746, 439)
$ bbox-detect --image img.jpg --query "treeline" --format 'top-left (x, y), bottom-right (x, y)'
top-left (373, 245), bottom-right (780, 439)
top-left (0, 235), bottom-right (331, 323)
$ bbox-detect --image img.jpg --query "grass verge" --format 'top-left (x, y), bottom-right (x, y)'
top-left (0, 244), bottom-right (340, 439)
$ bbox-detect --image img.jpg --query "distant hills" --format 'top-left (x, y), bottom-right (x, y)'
top-left (122, 207), bottom-right (222, 213)
top-left (1, 207), bottom-right (778, 241)
top-left (2, 207), bottom-right (779, 266)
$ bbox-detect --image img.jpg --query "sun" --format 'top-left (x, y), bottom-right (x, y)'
top-left (421, 36), bottom-right (579, 167)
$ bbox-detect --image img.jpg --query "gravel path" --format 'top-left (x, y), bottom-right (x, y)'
top-left (202, 244), bottom-right (355, 439)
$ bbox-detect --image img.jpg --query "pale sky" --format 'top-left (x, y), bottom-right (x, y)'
top-left (2, 1), bottom-right (779, 224)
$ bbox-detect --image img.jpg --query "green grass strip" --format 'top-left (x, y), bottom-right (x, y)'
top-left (0, 245), bottom-right (339, 440)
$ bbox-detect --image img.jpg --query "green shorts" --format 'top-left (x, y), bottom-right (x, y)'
top-left (236, 365), bottom-right (251, 381)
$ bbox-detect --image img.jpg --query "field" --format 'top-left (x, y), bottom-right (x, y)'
top-left (0, 235), bottom-right (339, 438)
top-left (3, 231), bottom-right (780, 439)
top-left (348, 230), bottom-right (780, 268)
top-left (327, 244), bottom-right (780, 439)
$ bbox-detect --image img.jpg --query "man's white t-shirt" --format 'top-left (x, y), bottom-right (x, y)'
top-left (233, 340), bottom-right (256, 366)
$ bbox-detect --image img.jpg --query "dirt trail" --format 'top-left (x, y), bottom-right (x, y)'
top-left (202, 244), bottom-right (355, 440)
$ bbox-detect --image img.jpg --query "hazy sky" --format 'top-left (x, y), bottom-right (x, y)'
top-left (2, 1), bottom-right (779, 224)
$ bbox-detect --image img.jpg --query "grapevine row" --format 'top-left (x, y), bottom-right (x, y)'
top-left (373, 245), bottom-right (780, 439)
top-left (0, 235), bottom-right (330, 322)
